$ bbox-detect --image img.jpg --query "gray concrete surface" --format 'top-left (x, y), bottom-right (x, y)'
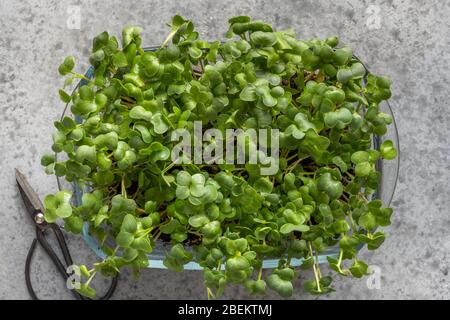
top-left (0, 0), bottom-right (449, 300)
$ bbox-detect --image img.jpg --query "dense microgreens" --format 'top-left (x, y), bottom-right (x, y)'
top-left (42, 15), bottom-right (397, 298)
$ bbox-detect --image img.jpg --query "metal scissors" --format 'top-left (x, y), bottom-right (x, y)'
top-left (15, 169), bottom-right (117, 300)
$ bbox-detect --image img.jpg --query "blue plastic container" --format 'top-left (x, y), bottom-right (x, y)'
top-left (69, 47), bottom-right (399, 270)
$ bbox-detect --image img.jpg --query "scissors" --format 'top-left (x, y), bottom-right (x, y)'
top-left (15, 168), bottom-right (118, 300)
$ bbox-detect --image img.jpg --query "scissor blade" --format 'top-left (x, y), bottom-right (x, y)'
top-left (15, 169), bottom-right (44, 215)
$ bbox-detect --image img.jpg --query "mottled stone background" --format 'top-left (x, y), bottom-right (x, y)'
top-left (0, 0), bottom-right (448, 299)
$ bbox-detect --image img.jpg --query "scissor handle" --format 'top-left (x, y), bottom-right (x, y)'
top-left (49, 224), bottom-right (75, 267)
top-left (25, 228), bottom-right (83, 300)
top-left (25, 225), bottom-right (119, 300)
